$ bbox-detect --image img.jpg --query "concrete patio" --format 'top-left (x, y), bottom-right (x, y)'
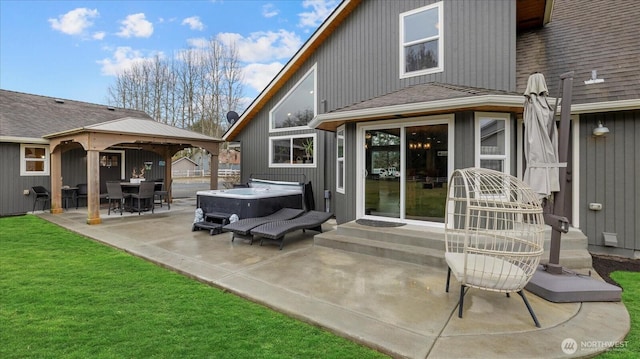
top-left (38, 198), bottom-right (630, 358)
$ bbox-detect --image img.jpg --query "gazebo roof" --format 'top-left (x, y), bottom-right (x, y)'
top-left (44, 117), bottom-right (220, 143)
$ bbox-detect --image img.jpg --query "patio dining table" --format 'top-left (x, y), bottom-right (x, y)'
top-left (61, 187), bottom-right (78, 210)
top-left (120, 181), bottom-right (160, 212)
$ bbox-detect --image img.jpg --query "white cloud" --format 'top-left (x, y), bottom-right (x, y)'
top-left (48, 8), bottom-right (99, 36)
top-left (92, 31), bottom-right (106, 40)
top-left (242, 62), bottom-right (284, 94)
top-left (117, 13), bottom-right (153, 38)
top-left (298, 0), bottom-right (339, 29)
top-left (217, 30), bottom-right (302, 63)
top-left (186, 37), bottom-right (208, 48)
top-left (182, 16), bottom-right (204, 31)
top-left (97, 46), bottom-right (163, 76)
top-left (262, 4), bottom-right (279, 18)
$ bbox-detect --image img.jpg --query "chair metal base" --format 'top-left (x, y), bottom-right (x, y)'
top-left (446, 267), bottom-right (541, 327)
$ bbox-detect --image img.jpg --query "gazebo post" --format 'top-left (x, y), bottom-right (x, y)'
top-left (86, 150), bottom-right (101, 224)
top-left (164, 149), bottom-right (173, 205)
top-left (210, 151), bottom-right (219, 190)
top-left (50, 149), bottom-right (63, 214)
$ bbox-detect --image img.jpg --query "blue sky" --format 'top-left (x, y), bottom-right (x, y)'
top-left (0, 0), bottom-right (339, 107)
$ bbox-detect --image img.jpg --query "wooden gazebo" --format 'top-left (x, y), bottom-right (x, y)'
top-left (44, 117), bottom-right (222, 224)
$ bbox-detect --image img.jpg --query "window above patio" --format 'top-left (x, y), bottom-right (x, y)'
top-left (269, 65), bottom-right (317, 132)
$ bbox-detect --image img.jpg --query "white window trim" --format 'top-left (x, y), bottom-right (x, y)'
top-left (20, 143), bottom-right (50, 176)
top-left (336, 126), bottom-right (345, 194)
top-left (355, 114), bottom-right (454, 228)
top-left (399, 2), bottom-right (444, 79)
top-left (269, 64), bottom-right (317, 133)
top-left (269, 133), bottom-right (318, 168)
top-left (475, 112), bottom-right (510, 174)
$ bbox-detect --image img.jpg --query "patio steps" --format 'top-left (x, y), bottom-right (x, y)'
top-left (314, 221), bottom-right (593, 269)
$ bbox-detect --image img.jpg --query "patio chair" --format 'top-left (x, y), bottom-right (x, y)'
top-left (106, 181), bottom-right (130, 215)
top-left (30, 186), bottom-right (50, 212)
top-left (75, 184), bottom-right (88, 209)
top-left (153, 179), bottom-right (170, 210)
top-left (444, 168), bottom-right (545, 327)
top-left (223, 208), bottom-right (305, 244)
top-left (250, 210), bottom-right (333, 250)
top-left (129, 181), bottom-right (155, 215)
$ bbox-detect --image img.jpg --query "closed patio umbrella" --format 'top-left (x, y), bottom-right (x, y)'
top-left (523, 72), bottom-right (621, 303)
top-left (523, 73), bottom-right (559, 200)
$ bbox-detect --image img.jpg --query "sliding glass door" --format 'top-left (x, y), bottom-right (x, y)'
top-left (360, 119), bottom-right (450, 223)
top-left (364, 128), bottom-right (401, 219)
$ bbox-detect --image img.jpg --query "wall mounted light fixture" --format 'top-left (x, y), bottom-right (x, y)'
top-left (592, 121), bottom-right (609, 137)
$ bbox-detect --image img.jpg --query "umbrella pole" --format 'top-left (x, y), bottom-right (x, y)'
top-left (546, 71), bottom-right (574, 274)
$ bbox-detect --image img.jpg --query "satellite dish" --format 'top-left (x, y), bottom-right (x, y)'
top-left (226, 111), bottom-right (239, 125)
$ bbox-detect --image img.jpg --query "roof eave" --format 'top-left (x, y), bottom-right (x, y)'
top-left (567, 99), bottom-right (640, 114)
top-left (223, 0), bottom-right (361, 142)
top-left (43, 127), bottom-right (85, 139)
top-left (0, 136), bottom-right (50, 144)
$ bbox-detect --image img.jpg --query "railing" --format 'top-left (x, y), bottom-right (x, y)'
top-left (172, 169), bottom-right (240, 178)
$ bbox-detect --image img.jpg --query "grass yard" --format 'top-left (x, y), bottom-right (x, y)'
top-left (0, 215), bottom-right (388, 359)
top-left (597, 271), bottom-right (640, 358)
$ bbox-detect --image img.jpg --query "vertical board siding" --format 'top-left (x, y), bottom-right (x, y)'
top-left (0, 143), bottom-right (50, 215)
top-left (62, 148), bottom-right (87, 187)
top-left (454, 112), bottom-right (475, 168)
top-left (580, 111), bottom-right (639, 252)
top-left (237, 0), bottom-right (516, 221)
top-left (124, 150), bottom-right (164, 181)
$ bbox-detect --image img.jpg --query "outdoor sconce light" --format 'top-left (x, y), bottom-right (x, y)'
top-left (592, 121), bottom-right (610, 137)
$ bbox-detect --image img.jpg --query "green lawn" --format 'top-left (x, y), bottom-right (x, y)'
top-left (597, 271), bottom-right (640, 358)
top-left (0, 215), bottom-right (388, 359)
top-left (2, 215), bottom-right (637, 358)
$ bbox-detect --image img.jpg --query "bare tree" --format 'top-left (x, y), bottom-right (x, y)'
top-left (106, 37), bottom-right (244, 137)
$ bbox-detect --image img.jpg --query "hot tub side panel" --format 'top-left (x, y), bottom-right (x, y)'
top-left (197, 193), bottom-right (302, 219)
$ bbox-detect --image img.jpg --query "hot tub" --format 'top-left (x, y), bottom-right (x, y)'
top-left (196, 180), bottom-right (304, 219)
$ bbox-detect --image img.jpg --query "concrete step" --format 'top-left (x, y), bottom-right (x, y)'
top-left (542, 227), bottom-right (588, 251)
top-left (315, 222), bottom-right (593, 270)
top-left (541, 249), bottom-right (593, 269)
top-left (335, 221), bottom-right (445, 250)
top-left (314, 232), bottom-right (447, 268)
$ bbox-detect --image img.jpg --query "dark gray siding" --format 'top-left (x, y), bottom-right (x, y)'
top-left (581, 110), bottom-right (640, 255)
top-left (319, 0), bottom-right (515, 113)
top-left (61, 148), bottom-right (87, 187)
top-left (0, 143), bottom-right (50, 216)
top-left (0, 144), bottom-right (166, 216)
top-left (124, 150), bottom-right (165, 181)
top-left (60, 148), bottom-right (164, 190)
top-left (454, 112), bottom-right (475, 168)
top-left (237, 0), bottom-right (516, 220)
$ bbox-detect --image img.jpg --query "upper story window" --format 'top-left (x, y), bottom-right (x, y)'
top-left (20, 144), bottom-right (50, 176)
top-left (475, 112), bottom-right (510, 173)
top-left (270, 65), bottom-right (317, 132)
top-left (399, 2), bottom-right (443, 78)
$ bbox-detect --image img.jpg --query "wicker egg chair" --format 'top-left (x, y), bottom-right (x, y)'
top-left (444, 167), bottom-right (545, 327)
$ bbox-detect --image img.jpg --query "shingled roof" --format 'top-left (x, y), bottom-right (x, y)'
top-left (0, 89), bottom-right (152, 139)
top-left (331, 83), bottom-right (522, 113)
top-left (309, 83), bottom-right (525, 131)
top-left (516, 0), bottom-right (640, 104)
